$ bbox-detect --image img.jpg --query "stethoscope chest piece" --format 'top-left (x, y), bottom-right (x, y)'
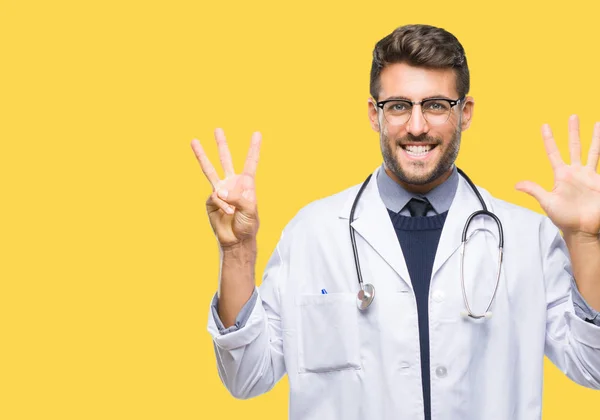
top-left (357, 283), bottom-right (375, 310)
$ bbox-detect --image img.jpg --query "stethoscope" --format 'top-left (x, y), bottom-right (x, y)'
top-left (350, 168), bottom-right (504, 319)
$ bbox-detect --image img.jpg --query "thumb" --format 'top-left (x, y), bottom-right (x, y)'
top-left (216, 186), bottom-right (256, 215)
top-left (515, 180), bottom-right (548, 206)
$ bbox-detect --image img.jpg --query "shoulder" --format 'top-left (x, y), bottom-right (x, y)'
top-left (283, 183), bottom-right (361, 233)
top-left (271, 182), bottom-right (362, 258)
top-left (479, 186), bottom-right (541, 221)
top-left (475, 184), bottom-right (560, 241)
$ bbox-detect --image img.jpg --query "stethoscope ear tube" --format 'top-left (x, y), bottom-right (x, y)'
top-left (461, 210), bottom-right (504, 248)
top-left (456, 168), bottom-right (504, 320)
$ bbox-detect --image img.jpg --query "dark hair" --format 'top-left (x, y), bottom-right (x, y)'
top-left (370, 24), bottom-right (469, 100)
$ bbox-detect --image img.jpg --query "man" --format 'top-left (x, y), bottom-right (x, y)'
top-left (192, 24), bottom-right (600, 420)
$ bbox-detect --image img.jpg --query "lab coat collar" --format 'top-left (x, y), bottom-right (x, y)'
top-left (339, 166), bottom-right (487, 289)
top-left (431, 172), bottom-right (487, 279)
top-left (339, 166), bottom-right (412, 289)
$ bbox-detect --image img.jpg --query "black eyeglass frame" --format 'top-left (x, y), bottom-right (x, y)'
top-left (375, 96), bottom-right (466, 125)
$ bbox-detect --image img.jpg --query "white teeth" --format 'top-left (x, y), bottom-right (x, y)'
top-left (404, 145), bottom-right (432, 156)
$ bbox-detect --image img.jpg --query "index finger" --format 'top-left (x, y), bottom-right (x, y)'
top-left (243, 132), bottom-right (262, 177)
top-left (541, 124), bottom-right (565, 171)
top-left (191, 139), bottom-right (220, 189)
top-left (568, 114), bottom-right (582, 166)
top-left (586, 122), bottom-right (600, 170)
top-left (215, 128), bottom-right (235, 178)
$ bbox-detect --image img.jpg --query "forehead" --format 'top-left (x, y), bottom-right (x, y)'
top-left (378, 62), bottom-right (458, 100)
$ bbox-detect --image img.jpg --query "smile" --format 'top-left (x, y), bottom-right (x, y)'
top-left (401, 144), bottom-right (438, 158)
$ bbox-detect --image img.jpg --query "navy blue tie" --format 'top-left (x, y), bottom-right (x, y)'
top-left (406, 197), bottom-right (433, 217)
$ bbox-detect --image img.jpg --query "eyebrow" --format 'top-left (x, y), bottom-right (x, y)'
top-left (380, 94), bottom-right (453, 102)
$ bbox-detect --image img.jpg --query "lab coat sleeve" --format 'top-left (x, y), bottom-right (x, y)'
top-left (570, 278), bottom-right (600, 326)
top-left (207, 238), bottom-right (286, 399)
top-left (542, 218), bottom-right (600, 389)
top-left (210, 289), bottom-right (258, 334)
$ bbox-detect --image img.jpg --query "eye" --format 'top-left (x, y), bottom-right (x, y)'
top-left (385, 101), bottom-right (411, 112)
top-left (423, 100), bottom-right (450, 112)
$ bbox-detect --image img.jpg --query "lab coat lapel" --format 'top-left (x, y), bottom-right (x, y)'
top-left (431, 175), bottom-right (484, 279)
top-left (339, 168), bottom-right (412, 291)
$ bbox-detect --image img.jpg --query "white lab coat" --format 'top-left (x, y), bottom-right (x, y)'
top-left (207, 166), bottom-right (600, 420)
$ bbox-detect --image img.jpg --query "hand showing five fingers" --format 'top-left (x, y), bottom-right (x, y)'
top-left (191, 128), bottom-right (262, 248)
top-left (516, 115), bottom-right (600, 239)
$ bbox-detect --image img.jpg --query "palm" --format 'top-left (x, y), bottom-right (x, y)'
top-left (191, 129), bottom-right (261, 248)
top-left (516, 116), bottom-right (600, 237)
top-left (207, 173), bottom-right (257, 245)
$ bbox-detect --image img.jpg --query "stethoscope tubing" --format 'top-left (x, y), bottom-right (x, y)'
top-left (350, 167), bottom-right (504, 318)
top-left (349, 173), bottom-right (373, 291)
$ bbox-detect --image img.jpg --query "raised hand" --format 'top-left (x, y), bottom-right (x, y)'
top-left (516, 115), bottom-right (600, 239)
top-left (191, 128), bottom-right (262, 248)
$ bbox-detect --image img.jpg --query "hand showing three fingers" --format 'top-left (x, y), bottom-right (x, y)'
top-left (516, 115), bottom-right (600, 239)
top-left (191, 128), bottom-right (262, 248)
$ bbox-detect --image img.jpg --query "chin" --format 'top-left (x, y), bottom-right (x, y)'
top-left (401, 172), bottom-right (438, 186)
top-left (392, 161), bottom-right (449, 186)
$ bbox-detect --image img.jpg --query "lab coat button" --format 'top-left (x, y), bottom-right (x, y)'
top-left (435, 366), bottom-right (447, 378)
top-left (433, 290), bottom-right (445, 302)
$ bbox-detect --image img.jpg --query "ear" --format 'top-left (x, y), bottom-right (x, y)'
top-left (460, 96), bottom-right (474, 131)
top-left (368, 99), bottom-right (381, 132)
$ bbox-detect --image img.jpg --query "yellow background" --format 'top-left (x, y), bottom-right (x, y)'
top-left (1, 0), bottom-right (599, 418)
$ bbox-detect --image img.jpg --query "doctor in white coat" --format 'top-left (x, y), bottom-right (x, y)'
top-left (192, 24), bottom-right (600, 420)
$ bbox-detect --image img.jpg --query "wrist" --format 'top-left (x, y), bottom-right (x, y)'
top-left (220, 238), bottom-right (257, 259)
top-left (563, 230), bottom-right (599, 246)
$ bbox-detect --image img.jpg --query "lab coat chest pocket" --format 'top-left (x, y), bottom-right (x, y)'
top-left (297, 293), bottom-right (361, 373)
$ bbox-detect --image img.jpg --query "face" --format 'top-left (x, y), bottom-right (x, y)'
top-left (368, 62), bottom-right (474, 193)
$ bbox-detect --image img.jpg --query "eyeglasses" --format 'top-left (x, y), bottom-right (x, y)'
top-left (376, 97), bottom-right (465, 126)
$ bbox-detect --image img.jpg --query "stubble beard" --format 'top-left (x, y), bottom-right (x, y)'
top-left (381, 125), bottom-right (461, 186)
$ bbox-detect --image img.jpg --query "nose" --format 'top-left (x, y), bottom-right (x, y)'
top-left (406, 105), bottom-right (430, 136)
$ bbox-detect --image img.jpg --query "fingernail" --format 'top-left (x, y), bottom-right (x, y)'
top-left (218, 189), bottom-right (228, 199)
top-left (226, 206), bottom-right (234, 214)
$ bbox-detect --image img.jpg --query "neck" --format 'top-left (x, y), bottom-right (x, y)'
top-left (385, 166), bottom-right (454, 194)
